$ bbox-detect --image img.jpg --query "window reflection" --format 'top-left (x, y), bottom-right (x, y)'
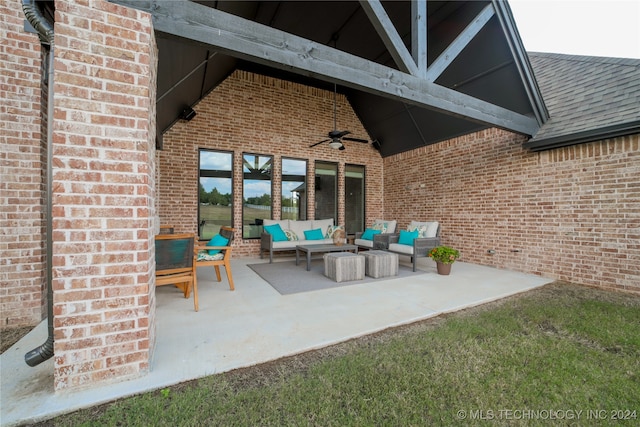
top-left (281, 158), bottom-right (307, 220)
top-left (198, 150), bottom-right (233, 239)
top-left (243, 154), bottom-right (272, 238)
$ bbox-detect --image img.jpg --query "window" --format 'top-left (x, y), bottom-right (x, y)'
top-left (243, 153), bottom-right (272, 239)
top-left (281, 158), bottom-right (307, 221)
top-left (198, 150), bottom-right (233, 239)
top-left (314, 161), bottom-right (337, 221)
top-left (345, 164), bottom-right (365, 235)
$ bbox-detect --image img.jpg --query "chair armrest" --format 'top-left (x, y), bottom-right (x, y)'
top-left (260, 232), bottom-right (273, 250)
top-left (413, 237), bottom-right (440, 257)
top-left (373, 233), bottom-right (397, 249)
top-left (388, 233), bottom-right (400, 245)
top-left (355, 231), bottom-right (364, 239)
top-left (194, 241), bottom-right (232, 251)
top-left (195, 244), bottom-right (230, 251)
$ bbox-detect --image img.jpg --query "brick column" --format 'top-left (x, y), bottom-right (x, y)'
top-left (51, 0), bottom-right (157, 390)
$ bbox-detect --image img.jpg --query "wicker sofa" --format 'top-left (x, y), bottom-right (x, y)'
top-left (260, 218), bottom-right (342, 262)
top-left (387, 221), bottom-right (441, 271)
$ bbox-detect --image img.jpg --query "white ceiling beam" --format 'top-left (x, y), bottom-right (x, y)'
top-left (426, 3), bottom-right (496, 82)
top-left (358, 0), bottom-right (420, 77)
top-left (411, 0), bottom-right (428, 78)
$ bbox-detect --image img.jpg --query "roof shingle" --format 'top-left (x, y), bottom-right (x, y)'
top-left (527, 52), bottom-right (640, 149)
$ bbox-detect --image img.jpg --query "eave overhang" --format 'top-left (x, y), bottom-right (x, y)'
top-left (524, 121), bottom-right (640, 152)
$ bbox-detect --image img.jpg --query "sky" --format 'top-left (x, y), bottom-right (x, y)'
top-left (508, 0), bottom-right (640, 59)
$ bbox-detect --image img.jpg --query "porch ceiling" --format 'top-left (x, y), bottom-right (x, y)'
top-left (114, 0), bottom-right (547, 157)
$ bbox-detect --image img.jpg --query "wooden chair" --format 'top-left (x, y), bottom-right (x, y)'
top-left (155, 233), bottom-right (199, 311)
top-left (194, 226), bottom-right (235, 291)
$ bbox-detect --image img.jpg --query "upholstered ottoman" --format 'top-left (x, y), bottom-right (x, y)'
top-left (362, 250), bottom-right (398, 278)
top-left (324, 252), bottom-right (365, 282)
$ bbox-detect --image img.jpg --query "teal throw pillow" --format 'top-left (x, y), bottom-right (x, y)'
top-left (304, 228), bottom-right (324, 240)
top-left (361, 228), bottom-right (381, 240)
top-left (398, 229), bottom-right (419, 245)
top-left (264, 224), bottom-right (288, 242)
top-left (207, 233), bottom-right (229, 255)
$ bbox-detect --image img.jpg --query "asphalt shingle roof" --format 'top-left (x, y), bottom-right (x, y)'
top-left (527, 52), bottom-right (640, 149)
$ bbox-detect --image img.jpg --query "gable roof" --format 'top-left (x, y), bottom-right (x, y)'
top-left (525, 53), bottom-right (640, 151)
top-left (113, 0), bottom-right (547, 157)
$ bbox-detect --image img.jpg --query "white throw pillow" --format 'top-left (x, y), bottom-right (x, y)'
top-left (408, 221), bottom-right (439, 238)
top-left (372, 219), bottom-right (397, 234)
top-left (313, 218), bottom-right (334, 236)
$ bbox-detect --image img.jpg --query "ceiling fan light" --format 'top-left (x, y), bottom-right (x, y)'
top-left (329, 139), bottom-right (343, 149)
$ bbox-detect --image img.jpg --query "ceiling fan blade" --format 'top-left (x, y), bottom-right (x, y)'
top-left (310, 139), bottom-right (329, 148)
top-left (343, 137), bottom-right (369, 143)
top-left (332, 130), bottom-right (350, 138)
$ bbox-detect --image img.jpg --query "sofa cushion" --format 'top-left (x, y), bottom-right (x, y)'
top-left (354, 238), bottom-right (374, 248)
top-left (273, 240), bottom-right (298, 249)
top-left (408, 221), bottom-right (439, 238)
top-left (372, 219), bottom-right (396, 234)
top-left (313, 218), bottom-right (334, 236)
top-left (304, 228), bottom-right (324, 240)
top-left (264, 224), bottom-right (288, 242)
top-left (289, 220), bottom-right (314, 240)
top-left (398, 229), bottom-right (419, 245)
top-left (272, 238), bottom-right (334, 249)
top-left (389, 243), bottom-right (414, 255)
top-left (197, 252), bottom-right (224, 261)
top-left (361, 228), bottom-right (381, 240)
top-left (263, 219), bottom-right (289, 230)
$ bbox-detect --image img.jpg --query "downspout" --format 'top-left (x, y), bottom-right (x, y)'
top-left (22, 0), bottom-right (55, 367)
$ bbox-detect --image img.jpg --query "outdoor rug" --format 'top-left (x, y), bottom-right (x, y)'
top-left (248, 259), bottom-right (426, 295)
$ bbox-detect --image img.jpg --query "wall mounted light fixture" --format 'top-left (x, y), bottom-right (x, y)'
top-left (180, 107), bottom-right (196, 121)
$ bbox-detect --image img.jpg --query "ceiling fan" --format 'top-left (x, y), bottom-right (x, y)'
top-left (310, 83), bottom-right (369, 151)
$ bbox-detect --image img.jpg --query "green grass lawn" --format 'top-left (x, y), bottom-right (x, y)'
top-left (36, 283), bottom-right (639, 426)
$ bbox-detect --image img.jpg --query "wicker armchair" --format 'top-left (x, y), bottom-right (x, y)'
top-left (387, 221), bottom-right (441, 271)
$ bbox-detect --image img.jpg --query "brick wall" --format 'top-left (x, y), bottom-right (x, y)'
top-left (1, 0), bottom-right (47, 327)
top-left (385, 128), bottom-right (640, 293)
top-left (160, 71), bottom-right (385, 257)
top-left (49, 0), bottom-right (156, 390)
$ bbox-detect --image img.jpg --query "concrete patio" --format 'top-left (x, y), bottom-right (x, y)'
top-left (1, 256), bottom-right (552, 426)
